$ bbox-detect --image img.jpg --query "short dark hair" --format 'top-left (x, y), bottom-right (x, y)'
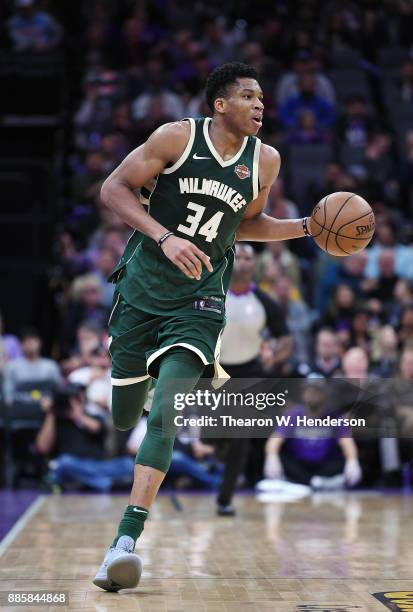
top-left (20, 326), bottom-right (40, 341)
top-left (205, 62), bottom-right (259, 112)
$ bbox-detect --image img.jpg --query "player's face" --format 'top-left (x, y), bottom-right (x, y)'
top-left (223, 78), bottom-right (264, 136)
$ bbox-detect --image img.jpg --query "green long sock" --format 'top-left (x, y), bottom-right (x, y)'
top-left (112, 505), bottom-right (149, 547)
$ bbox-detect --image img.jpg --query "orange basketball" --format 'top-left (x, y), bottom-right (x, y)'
top-left (309, 192), bottom-right (375, 256)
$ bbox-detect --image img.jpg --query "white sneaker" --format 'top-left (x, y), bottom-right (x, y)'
top-left (93, 536), bottom-right (142, 591)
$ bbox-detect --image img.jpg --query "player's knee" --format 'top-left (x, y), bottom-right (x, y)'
top-left (111, 379), bottom-right (151, 431)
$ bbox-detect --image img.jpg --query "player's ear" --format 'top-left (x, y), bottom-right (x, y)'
top-left (214, 97), bottom-right (226, 114)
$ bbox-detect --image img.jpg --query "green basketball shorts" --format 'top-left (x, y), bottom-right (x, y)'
top-left (108, 292), bottom-right (229, 386)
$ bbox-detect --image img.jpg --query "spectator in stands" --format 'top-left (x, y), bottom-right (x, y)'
top-left (364, 132), bottom-right (397, 195)
top-left (364, 220), bottom-right (413, 281)
top-left (273, 274), bottom-right (312, 363)
top-left (279, 72), bottom-right (336, 130)
top-left (0, 311), bottom-right (22, 375)
top-left (316, 251), bottom-right (368, 313)
top-left (3, 327), bottom-right (61, 405)
top-left (276, 51), bottom-right (336, 106)
top-left (74, 70), bottom-right (125, 151)
top-left (321, 284), bottom-right (358, 347)
top-left (264, 379), bottom-right (362, 489)
top-left (363, 248), bottom-right (400, 308)
top-left (349, 308), bottom-right (372, 354)
top-left (36, 385), bottom-right (133, 492)
top-left (91, 247), bottom-right (117, 309)
top-left (371, 325), bottom-right (399, 377)
top-left (132, 57), bottom-right (184, 124)
top-left (399, 129), bottom-right (413, 215)
top-left (201, 19), bottom-right (237, 65)
top-left (336, 95), bottom-right (377, 148)
top-left (286, 109), bottom-right (332, 144)
top-left (265, 178), bottom-right (300, 220)
top-left (396, 58), bottom-right (413, 104)
top-left (388, 279), bottom-right (413, 328)
top-left (7, 0), bottom-right (62, 53)
top-left (60, 274), bottom-right (109, 356)
top-left (61, 320), bottom-right (110, 376)
top-left (70, 151), bottom-right (106, 204)
top-left (398, 305), bottom-right (413, 348)
top-left (297, 328), bottom-right (341, 378)
top-left (258, 241), bottom-right (302, 293)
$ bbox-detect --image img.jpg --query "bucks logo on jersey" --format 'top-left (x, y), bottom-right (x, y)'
top-left (110, 117), bottom-right (261, 314)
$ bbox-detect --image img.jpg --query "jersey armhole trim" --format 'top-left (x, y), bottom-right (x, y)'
top-left (161, 118), bottom-right (195, 175)
top-left (252, 138), bottom-right (261, 201)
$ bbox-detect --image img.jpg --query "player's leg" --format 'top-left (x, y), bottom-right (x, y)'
top-left (111, 378), bottom-right (152, 431)
top-left (94, 347), bottom-right (205, 591)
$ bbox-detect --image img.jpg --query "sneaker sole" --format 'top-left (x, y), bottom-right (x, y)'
top-left (92, 576), bottom-right (121, 592)
top-left (107, 555), bottom-right (142, 590)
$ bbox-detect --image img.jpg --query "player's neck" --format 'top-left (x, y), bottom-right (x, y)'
top-left (209, 116), bottom-right (246, 161)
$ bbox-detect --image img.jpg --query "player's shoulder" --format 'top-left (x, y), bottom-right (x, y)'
top-left (259, 143), bottom-right (281, 166)
top-left (258, 143), bottom-right (281, 184)
top-left (145, 120), bottom-right (192, 165)
top-left (149, 120), bottom-right (192, 146)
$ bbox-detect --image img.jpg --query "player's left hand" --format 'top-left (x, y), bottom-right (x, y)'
top-left (344, 458), bottom-right (362, 487)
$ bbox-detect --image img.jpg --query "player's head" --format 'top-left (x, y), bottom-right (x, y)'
top-left (205, 62), bottom-right (263, 135)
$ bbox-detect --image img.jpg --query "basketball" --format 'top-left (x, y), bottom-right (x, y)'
top-left (310, 192), bottom-right (375, 256)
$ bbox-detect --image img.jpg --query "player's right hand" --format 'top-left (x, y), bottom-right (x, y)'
top-left (161, 235), bottom-right (213, 280)
top-left (264, 453), bottom-right (284, 480)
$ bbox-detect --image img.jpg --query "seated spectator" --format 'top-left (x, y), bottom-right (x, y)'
top-left (3, 327), bottom-right (62, 406)
top-left (70, 151), bottom-right (106, 204)
top-left (273, 275), bottom-right (312, 363)
top-left (388, 279), bottom-right (413, 328)
top-left (371, 325), bottom-right (399, 377)
top-left (36, 385), bottom-right (133, 492)
top-left (336, 95), bottom-right (377, 148)
top-left (364, 221), bottom-right (413, 281)
top-left (394, 58), bottom-right (413, 104)
top-left (264, 379), bottom-right (362, 489)
top-left (258, 241), bottom-right (302, 293)
top-left (286, 109), bottom-right (332, 144)
top-left (7, 0), bottom-right (62, 53)
top-left (276, 50), bottom-right (336, 106)
top-left (91, 247), bottom-right (118, 309)
top-left (348, 308), bottom-right (372, 354)
top-left (398, 305), bottom-right (413, 349)
top-left (298, 328), bottom-right (342, 378)
top-left (321, 284), bottom-right (357, 347)
top-left (315, 251), bottom-right (368, 313)
top-left (132, 57), bottom-right (184, 124)
top-left (364, 132), bottom-right (397, 198)
top-left (61, 320), bottom-right (110, 376)
top-left (400, 129), bottom-right (413, 215)
top-left (363, 248), bottom-right (400, 310)
top-left (0, 311), bottom-right (22, 375)
top-left (61, 274), bottom-right (110, 356)
top-left (279, 72), bottom-right (336, 130)
top-left (265, 178), bottom-right (300, 219)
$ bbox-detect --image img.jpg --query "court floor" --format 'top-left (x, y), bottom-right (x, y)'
top-left (0, 491), bottom-right (412, 611)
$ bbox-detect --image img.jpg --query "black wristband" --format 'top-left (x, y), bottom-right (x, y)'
top-left (158, 231), bottom-right (174, 247)
top-left (302, 217), bottom-right (311, 237)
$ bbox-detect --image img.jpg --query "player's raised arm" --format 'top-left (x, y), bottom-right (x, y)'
top-left (100, 121), bottom-right (212, 280)
top-left (236, 144), bottom-right (312, 241)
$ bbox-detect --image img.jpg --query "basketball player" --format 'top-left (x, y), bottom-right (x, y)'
top-left (93, 62), bottom-right (313, 591)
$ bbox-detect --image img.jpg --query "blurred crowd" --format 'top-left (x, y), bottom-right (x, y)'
top-left (1, 0), bottom-right (413, 493)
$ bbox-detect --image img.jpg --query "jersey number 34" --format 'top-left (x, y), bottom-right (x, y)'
top-left (177, 202), bottom-right (224, 243)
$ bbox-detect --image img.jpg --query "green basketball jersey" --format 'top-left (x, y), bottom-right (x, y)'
top-left (109, 117), bottom-right (261, 314)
